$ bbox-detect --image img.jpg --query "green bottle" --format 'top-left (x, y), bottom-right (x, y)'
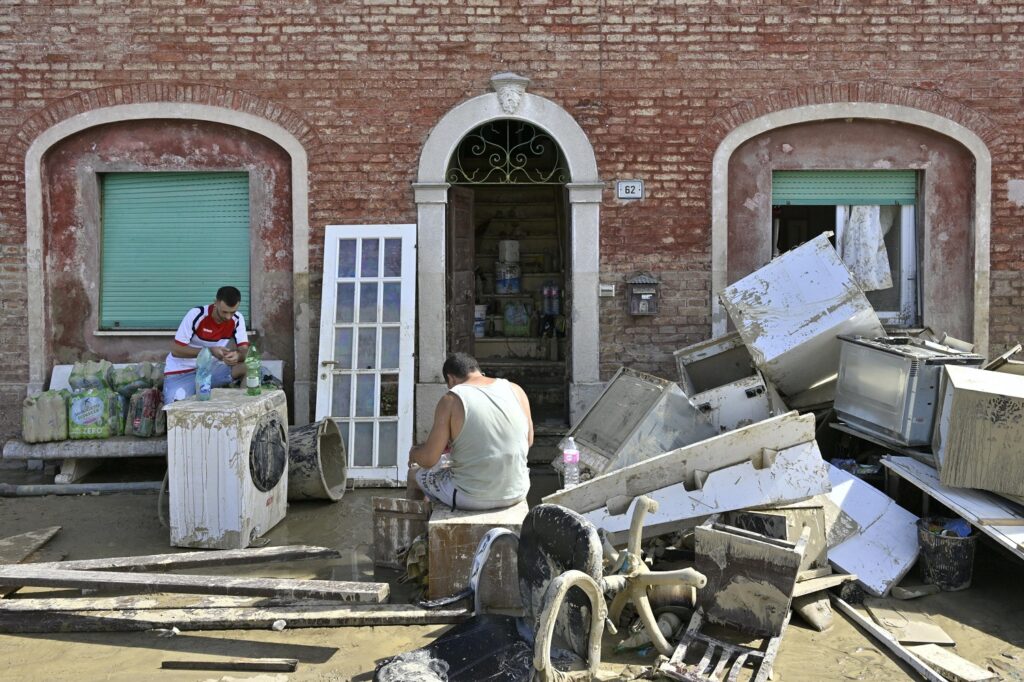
top-left (245, 345), bottom-right (261, 396)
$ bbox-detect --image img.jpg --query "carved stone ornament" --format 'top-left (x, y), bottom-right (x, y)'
top-left (491, 72), bottom-right (531, 115)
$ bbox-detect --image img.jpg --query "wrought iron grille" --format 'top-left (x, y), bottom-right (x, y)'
top-left (446, 120), bottom-right (568, 185)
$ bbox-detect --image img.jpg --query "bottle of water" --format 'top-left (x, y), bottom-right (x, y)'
top-left (195, 348), bottom-right (213, 401)
top-left (562, 436), bottom-right (580, 489)
top-left (245, 344), bottom-right (261, 396)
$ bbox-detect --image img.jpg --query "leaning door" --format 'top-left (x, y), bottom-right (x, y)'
top-left (316, 225), bottom-right (417, 486)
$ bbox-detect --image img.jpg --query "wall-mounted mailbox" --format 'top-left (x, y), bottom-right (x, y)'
top-left (627, 273), bottom-right (660, 316)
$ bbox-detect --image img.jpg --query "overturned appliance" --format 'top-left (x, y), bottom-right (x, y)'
top-left (834, 335), bottom-right (984, 447)
top-left (556, 367), bottom-right (716, 475)
top-left (719, 233), bottom-right (885, 408)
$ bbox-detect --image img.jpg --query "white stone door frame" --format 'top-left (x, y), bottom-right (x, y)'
top-left (413, 74), bottom-right (604, 436)
top-left (710, 103), bottom-right (992, 356)
top-left (23, 103), bottom-right (313, 424)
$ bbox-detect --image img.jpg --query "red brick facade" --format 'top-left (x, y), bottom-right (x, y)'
top-left (2, 1), bottom-right (1023, 439)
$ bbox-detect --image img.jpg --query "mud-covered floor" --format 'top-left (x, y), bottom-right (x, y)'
top-left (1, 460), bottom-right (1023, 681)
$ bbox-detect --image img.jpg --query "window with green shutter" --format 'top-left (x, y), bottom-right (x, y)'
top-left (772, 170), bottom-right (917, 206)
top-left (100, 172), bottom-right (251, 330)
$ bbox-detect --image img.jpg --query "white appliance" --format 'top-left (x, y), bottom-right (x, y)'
top-left (166, 389), bottom-right (289, 549)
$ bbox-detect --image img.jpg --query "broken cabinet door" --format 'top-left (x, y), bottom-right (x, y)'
top-left (316, 224), bottom-right (417, 486)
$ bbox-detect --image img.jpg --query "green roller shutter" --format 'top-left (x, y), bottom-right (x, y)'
top-left (100, 172), bottom-right (250, 330)
top-left (772, 170), bottom-right (917, 206)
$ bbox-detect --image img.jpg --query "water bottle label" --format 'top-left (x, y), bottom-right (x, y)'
top-left (563, 451), bottom-right (579, 464)
top-left (246, 375), bottom-right (259, 388)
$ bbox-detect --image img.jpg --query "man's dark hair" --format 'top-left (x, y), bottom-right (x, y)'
top-left (216, 286), bottom-right (242, 307)
top-left (442, 352), bottom-right (480, 382)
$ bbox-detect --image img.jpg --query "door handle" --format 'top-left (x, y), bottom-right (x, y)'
top-left (321, 360), bottom-right (338, 367)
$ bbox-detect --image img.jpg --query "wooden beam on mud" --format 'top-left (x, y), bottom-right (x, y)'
top-left (0, 603), bottom-right (471, 633)
top-left (0, 526), bottom-right (61, 598)
top-left (30, 545), bottom-right (341, 572)
top-left (0, 565), bottom-right (389, 603)
top-left (161, 658), bottom-right (299, 673)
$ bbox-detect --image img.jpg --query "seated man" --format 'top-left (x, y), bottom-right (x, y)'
top-left (163, 285), bottom-right (250, 405)
top-left (409, 352), bottom-right (533, 511)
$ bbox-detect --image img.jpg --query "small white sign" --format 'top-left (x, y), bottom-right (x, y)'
top-left (616, 180), bottom-right (644, 200)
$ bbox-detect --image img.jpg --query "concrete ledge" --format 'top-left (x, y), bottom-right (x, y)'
top-left (3, 437), bottom-right (167, 461)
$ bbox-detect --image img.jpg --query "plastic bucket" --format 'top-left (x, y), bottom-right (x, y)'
top-left (917, 517), bottom-right (977, 591)
top-left (287, 419), bottom-right (348, 502)
top-left (495, 262), bottom-right (521, 294)
top-left (474, 304), bottom-right (488, 339)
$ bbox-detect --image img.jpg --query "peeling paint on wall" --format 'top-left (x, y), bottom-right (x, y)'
top-left (1008, 179), bottom-right (1024, 208)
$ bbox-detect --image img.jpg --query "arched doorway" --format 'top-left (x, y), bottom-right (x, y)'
top-left (414, 74), bottom-right (604, 438)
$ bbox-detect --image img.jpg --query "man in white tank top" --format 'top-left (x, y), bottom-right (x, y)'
top-left (407, 352), bottom-right (534, 511)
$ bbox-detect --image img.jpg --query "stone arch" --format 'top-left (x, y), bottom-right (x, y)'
top-left (413, 74), bottom-right (603, 425)
top-left (23, 100), bottom-right (314, 423)
top-left (710, 102), bottom-right (992, 355)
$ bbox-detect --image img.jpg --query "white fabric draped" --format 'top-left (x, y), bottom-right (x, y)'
top-left (838, 205), bottom-right (895, 291)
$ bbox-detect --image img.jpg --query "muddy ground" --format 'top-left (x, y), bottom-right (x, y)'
top-left (1, 461), bottom-right (1023, 681)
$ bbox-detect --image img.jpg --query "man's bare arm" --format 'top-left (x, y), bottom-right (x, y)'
top-left (409, 393), bottom-right (455, 469)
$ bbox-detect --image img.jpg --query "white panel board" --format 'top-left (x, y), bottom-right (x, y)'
top-left (825, 464), bottom-right (918, 597)
top-left (583, 440), bottom-right (831, 543)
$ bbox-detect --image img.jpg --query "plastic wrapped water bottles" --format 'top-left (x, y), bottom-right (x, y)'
top-left (562, 436), bottom-right (580, 489)
top-left (195, 348), bottom-right (213, 401)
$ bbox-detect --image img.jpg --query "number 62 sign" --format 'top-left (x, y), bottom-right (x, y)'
top-left (616, 180), bottom-right (644, 200)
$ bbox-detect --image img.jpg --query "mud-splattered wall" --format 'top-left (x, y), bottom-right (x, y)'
top-left (728, 119), bottom-right (974, 340)
top-left (40, 119), bottom-right (294, 390)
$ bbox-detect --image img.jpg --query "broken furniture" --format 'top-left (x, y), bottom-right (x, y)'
top-left (427, 499), bottom-right (529, 611)
top-left (933, 365), bottom-right (1024, 498)
top-left (882, 455), bottom-right (1024, 563)
top-left (166, 389), bottom-right (289, 550)
top-left (377, 504), bottom-right (607, 682)
top-left (373, 497), bottom-right (430, 570)
top-left (554, 366), bottom-right (716, 476)
top-left (834, 335), bottom-right (984, 447)
top-left (719, 232), bottom-right (885, 408)
top-left (725, 501), bottom-right (829, 576)
top-left (656, 517), bottom-right (808, 682)
top-left (824, 464), bottom-right (919, 597)
top-left (1, 362), bottom-right (286, 485)
top-left (545, 411), bottom-right (823, 536)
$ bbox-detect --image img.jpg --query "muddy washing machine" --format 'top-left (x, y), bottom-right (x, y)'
top-left (165, 389), bottom-right (289, 549)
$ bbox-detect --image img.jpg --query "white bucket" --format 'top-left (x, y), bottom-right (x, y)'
top-left (498, 240), bottom-right (519, 263)
top-left (495, 262), bottom-right (521, 294)
top-left (474, 304), bottom-right (488, 338)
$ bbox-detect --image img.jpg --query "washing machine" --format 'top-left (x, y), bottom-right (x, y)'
top-left (165, 388), bottom-right (289, 549)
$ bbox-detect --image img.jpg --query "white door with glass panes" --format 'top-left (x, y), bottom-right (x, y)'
top-left (316, 225), bottom-right (416, 486)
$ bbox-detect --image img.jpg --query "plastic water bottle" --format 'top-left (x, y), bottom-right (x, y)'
top-left (195, 348), bottom-right (213, 401)
top-left (562, 436), bottom-right (580, 489)
top-left (245, 345), bottom-right (261, 396)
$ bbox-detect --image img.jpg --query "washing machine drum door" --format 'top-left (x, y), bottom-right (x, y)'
top-left (250, 413), bottom-right (287, 492)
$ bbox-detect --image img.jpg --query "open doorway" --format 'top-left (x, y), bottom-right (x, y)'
top-left (445, 120), bottom-right (571, 428)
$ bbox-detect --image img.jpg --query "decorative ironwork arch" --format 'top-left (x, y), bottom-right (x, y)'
top-left (446, 119), bottom-right (568, 185)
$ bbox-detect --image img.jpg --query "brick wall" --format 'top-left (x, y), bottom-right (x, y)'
top-left (2, 1), bottom-right (1024, 440)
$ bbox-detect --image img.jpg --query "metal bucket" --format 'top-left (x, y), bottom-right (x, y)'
top-left (287, 419), bottom-right (348, 502)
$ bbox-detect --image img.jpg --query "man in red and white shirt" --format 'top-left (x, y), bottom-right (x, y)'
top-left (163, 286), bottom-right (250, 405)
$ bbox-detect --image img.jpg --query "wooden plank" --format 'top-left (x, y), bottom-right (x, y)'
top-left (791, 573), bottom-right (856, 598)
top-left (587, 441), bottom-right (830, 544)
top-left (544, 411), bottom-right (816, 514)
top-left (162, 658), bottom-right (298, 673)
top-left (0, 603), bottom-right (471, 633)
top-left (31, 545), bottom-right (340, 572)
top-left (864, 598), bottom-right (955, 645)
top-left (907, 644), bottom-right (996, 682)
top-left (0, 526), bottom-right (61, 599)
top-left (975, 518), bottom-right (1024, 526)
top-left (0, 527), bottom-right (61, 565)
top-left (881, 456), bottom-right (1024, 562)
top-left (0, 565), bottom-right (389, 603)
top-left (831, 596), bottom-right (945, 682)
top-left (0, 595), bottom-right (319, 612)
